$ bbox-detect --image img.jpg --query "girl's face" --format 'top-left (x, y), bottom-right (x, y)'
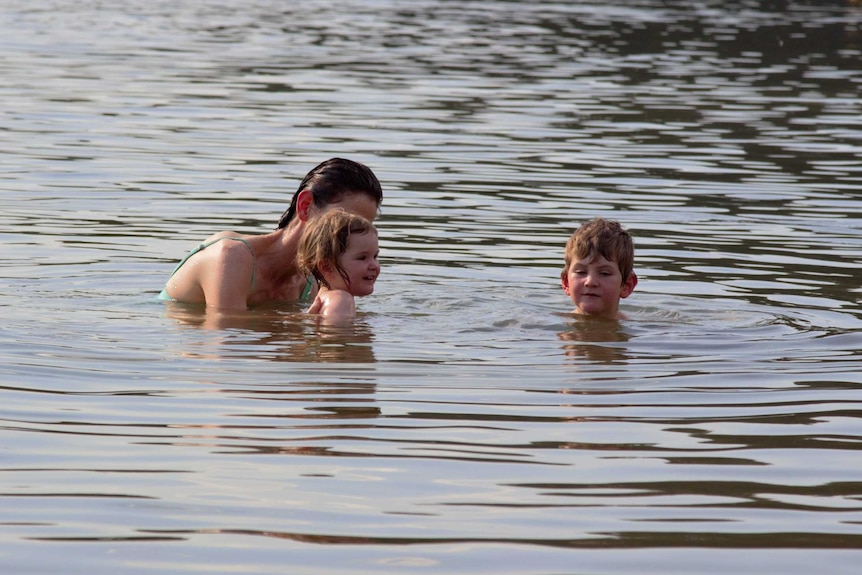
top-left (325, 231), bottom-right (380, 296)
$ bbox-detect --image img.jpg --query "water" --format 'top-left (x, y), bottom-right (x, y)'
top-left (1, 0), bottom-right (861, 573)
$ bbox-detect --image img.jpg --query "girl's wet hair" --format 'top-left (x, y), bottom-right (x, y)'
top-left (296, 209), bottom-right (377, 289)
top-left (277, 158), bottom-right (382, 229)
top-left (564, 218), bottom-right (634, 282)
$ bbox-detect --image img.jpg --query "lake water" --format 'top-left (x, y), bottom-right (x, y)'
top-left (1, 0), bottom-right (861, 573)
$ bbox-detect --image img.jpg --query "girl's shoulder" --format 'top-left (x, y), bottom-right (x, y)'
top-left (318, 289), bottom-right (356, 320)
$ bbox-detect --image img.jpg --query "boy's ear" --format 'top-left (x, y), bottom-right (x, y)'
top-left (561, 271), bottom-right (571, 296)
top-left (296, 189), bottom-right (314, 222)
top-left (620, 272), bottom-right (638, 299)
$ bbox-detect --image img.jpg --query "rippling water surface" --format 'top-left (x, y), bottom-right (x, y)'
top-left (1, 1), bottom-right (861, 573)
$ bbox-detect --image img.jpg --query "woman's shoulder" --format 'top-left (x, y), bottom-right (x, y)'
top-left (205, 230), bottom-right (248, 243)
top-left (200, 232), bottom-right (255, 258)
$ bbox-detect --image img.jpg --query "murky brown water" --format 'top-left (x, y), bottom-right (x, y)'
top-left (1, 1), bottom-right (861, 573)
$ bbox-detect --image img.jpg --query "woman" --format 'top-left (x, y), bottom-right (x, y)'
top-left (159, 158), bottom-right (382, 310)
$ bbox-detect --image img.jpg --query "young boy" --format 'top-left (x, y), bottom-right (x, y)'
top-left (561, 217), bottom-right (637, 320)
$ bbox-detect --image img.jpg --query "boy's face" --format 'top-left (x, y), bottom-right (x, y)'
top-left (561, 254), bottom-right (636, 319)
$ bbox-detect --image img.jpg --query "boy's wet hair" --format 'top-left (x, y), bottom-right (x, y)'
top-left (277, 158), bottom-right (382, 229)
top-left (564, 218), bottom-right (634, 282)
top-left (296, 209), bottom-right (377, 289)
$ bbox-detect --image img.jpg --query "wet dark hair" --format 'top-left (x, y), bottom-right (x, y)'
top-left (276, 158), bottom-right (383, 229)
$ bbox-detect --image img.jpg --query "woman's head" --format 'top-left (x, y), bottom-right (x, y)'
top-left (277, 158), bottom-right (383, 229)
top-left (297, 209), bottom-right (379, 294)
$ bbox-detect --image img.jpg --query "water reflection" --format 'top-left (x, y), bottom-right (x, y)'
top-left (558, 314), bottom-right (633, 363)
top-left (162, 302), bottom-right (377, 363)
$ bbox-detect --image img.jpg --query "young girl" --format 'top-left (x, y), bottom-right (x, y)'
top-left (296, 209), bottom-right (380, 323)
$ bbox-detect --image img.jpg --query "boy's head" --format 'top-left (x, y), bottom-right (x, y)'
top-left (561, 218), bottom-right (637, 319)
top-left (563, 218), bottom-right (634, 282)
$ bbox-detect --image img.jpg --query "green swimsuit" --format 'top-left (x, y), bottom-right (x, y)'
top-left (158, 237), bottom-right (314, 302)
top-left (158, 237), bottom-right (255, 302)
